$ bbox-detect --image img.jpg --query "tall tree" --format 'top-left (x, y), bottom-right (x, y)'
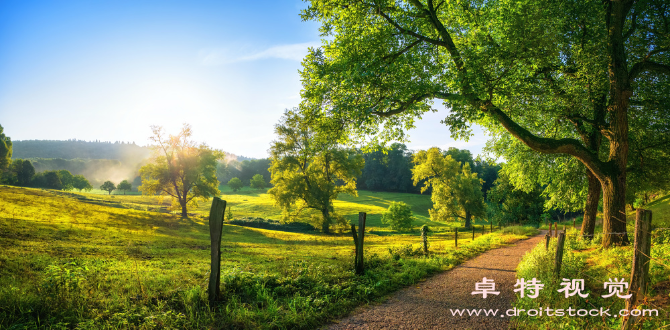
top-left (16, 160), bottom-right (35, 186)
top-left (412, 148), bottom-right (485, 228)
top-left (0, 124), bottom-right (11, 171)
top-left (300, 0), bottom-right (669, 246)
top-left (268, 109), bottom-right (364, 233)
top-left (139, 124), bottom-right (223, 218)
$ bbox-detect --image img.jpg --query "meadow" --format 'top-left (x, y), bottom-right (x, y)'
top-left (0, 185), bottom-right (532, 329)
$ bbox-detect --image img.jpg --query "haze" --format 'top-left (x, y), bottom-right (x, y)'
top-left (0, 0), bottom-right (487, 158)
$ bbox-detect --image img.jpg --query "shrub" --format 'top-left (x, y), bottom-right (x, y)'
top-left (249, 174), bottom-right (266, 190)
top-left (381, 201), bottom-right (415, 231)
top-left (228, 177), bottom-right (243, 192)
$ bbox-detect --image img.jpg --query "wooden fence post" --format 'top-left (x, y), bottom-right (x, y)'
top-left (356, 212), bottom-right (366, 275)
top-left (573, 218), bottom-right (576, 229)
top-left (455, 227), bottom-right (458, 247)
top-left (554, 232), bottom-right (566, 278)
top-left (421, 225), bottom-right (429, 254)
top-left (545, 234), bottom-right (550, 250)
top-left (548, 222), bottom-right (553, 236)
top-left (351, 224), bottom-right (359, 270)
top-left (554, 222), bottom-right (558, 238)
top-left (622, 209), bottom-right (652, 330)
top-left (208, 197), bottom-right (226, 303)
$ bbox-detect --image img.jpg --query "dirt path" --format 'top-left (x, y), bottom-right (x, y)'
top-left (327, 233), bottom-right (546, 330)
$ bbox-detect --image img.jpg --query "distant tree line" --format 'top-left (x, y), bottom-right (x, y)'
top-left (1, 158), bottom-right (94, 191)
top-left (11, 140), bottom-right (150, 162)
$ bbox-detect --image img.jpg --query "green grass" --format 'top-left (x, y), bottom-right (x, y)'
top-left (512, 193), bottom-right (670, 329)
top-left (0, 185), bottom-right (533, 329)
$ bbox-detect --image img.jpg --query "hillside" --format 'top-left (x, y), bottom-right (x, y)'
top-left (12, 139), bottom-right (151, 162)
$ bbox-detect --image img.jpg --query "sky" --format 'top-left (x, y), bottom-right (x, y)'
top-left (0, 0), bottom-right (488, 159)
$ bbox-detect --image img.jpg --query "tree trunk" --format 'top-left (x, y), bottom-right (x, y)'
top-left (601, 173), bottom-right (629, 247)
top-left (464, 210), bottom-right (472, 228)
top-left (181, 199), bottom-right (188, 218)
top-left (580, 169), bottom-right (600, 239)
top-left (321, 208), bottom-right (331, 234)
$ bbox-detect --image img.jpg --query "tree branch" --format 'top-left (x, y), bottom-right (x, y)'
top-left (480, 101), bottom-right (608, 178)
top-left (629, 60), bottom-right (670, 80)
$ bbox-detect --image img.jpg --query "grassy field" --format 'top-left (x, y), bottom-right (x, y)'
top-left (0, 185), bottom-right (532, 329)
top-left (512, 194), bottom-right (670, 329)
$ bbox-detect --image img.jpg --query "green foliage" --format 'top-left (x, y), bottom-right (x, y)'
top-left (487, 171), bottom-right (546, 226)
top-left (45, 171), bottom-right (63, 190)
top-left (57, 169), bottom-right (75, 191)
top-left (268, 109), bottom-right (364, 233)
top-left (228, 177), bottom-right (243, 192)
top-left (100, 181), bottom-right (116, 195)
top-left (250, 173), bottom-right (266, 190)
top-left (412, 148), bottom-right (485, 228)
top-left (117, 179), bottom-right (132, 194)
top-left (72, 175), bottom-right (92, 192)
top-left (381, 201), bottom-right (415, 231)
top-left (138, 124), bottom-right (222, 217)
top-left (0, 124), bottom-right (12, 171)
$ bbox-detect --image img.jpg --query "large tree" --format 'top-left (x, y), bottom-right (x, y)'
top-left (138, 124), bottom-right (222, 218)
top-left (0, 124), bottom-right (11, 172)
top-left (412, 148), bottom-right (485, 228)
top-left (268, 109), bottom-right (364, 233)
top-left (300, 0), bottom-right (669, 247)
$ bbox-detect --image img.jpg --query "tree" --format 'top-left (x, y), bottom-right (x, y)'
top-left (381, 201), bottom-right (415, 231)
top-left (44, 171), bottom-right (63, 190)
top-left (118, 180), bottom-right (132, 195)
top-left (226, 206), bottom-right (234, 221)
top-left (250, 174), bottom-right (266, 190)
top-left (58, 170), bottom-right (74, 191)
top-left (138, 124), bottom-right (222, 218)
top-left (268, 109), bottom-right (364, 233)
top-left (100, 181), bottom-right (116, 195)
top-left (72, 175), bottom-right (92, 192)
top-left (300, 0), bottom-right (669, 247)
top-left (17, 160), bottom-right (35, 186)
top-left (0, 124), bottom-right (11, 171)
top-left (412, 148), bottom-right (485, 228)
top-left (486, 171), bottom-right (546, 226)
top-left (228, 177), bottom-right (243, 192)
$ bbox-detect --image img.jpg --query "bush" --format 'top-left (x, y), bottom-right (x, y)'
top-left (249, 174), bottom-right (266, 190)
top-left (228, 177), bottom-right (243, 192)
top-left (229, 217), bottom-right (316, 233)
top-left (381, 201), bottom-right (415, 231)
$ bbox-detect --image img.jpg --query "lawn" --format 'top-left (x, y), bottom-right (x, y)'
top-left (0, 185), bottom-right (531, 329)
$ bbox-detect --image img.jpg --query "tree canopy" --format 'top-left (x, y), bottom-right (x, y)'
top-left (299, 0), bottom-right (669, 246)
top-left (0, 124), bottom-right (12, 171)
top-left (118, 180), bottom-right (132, 194)
top-left (268, 109), bottom-right (364, 233)
top-left (100, 181), bottom-right (116, 195)
top-left (250, 174), bottom-right (266, 190)
top-left (412, 148), bottom-right (485, 228)
top-left (227, 177), bottom-right (243, 192)
top-left (138, 124), bottom-right (223, 218)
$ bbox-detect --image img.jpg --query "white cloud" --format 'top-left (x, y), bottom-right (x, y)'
top-left (199, 41), bottom-right (321, 65)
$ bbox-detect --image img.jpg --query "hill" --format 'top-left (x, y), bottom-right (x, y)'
top-left (11, 139), bottom-right (151, 163)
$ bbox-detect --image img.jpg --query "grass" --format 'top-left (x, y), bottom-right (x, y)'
top-left (511, 193), bottom-right (670, 329)
top-left (0, 185), bottom-right (533, 329)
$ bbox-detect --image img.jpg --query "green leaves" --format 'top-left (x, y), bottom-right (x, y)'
top-left (412, 147), bottom-right (485, 226)
top-left (268, 109), bottom-right (364, 232)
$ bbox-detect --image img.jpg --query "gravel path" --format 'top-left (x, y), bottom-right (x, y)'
top-left (327, 233), bottom-right (546, 330)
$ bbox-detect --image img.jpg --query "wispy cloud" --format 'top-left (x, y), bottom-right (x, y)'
top-left (199, 41), bottom-right (321, 65)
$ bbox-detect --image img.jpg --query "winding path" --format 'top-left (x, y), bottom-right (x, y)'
top-left (327, 233), bottom-right (546, 330)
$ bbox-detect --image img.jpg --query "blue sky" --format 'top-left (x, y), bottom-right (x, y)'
top-left (0, 0), bottom-right (487, 159)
